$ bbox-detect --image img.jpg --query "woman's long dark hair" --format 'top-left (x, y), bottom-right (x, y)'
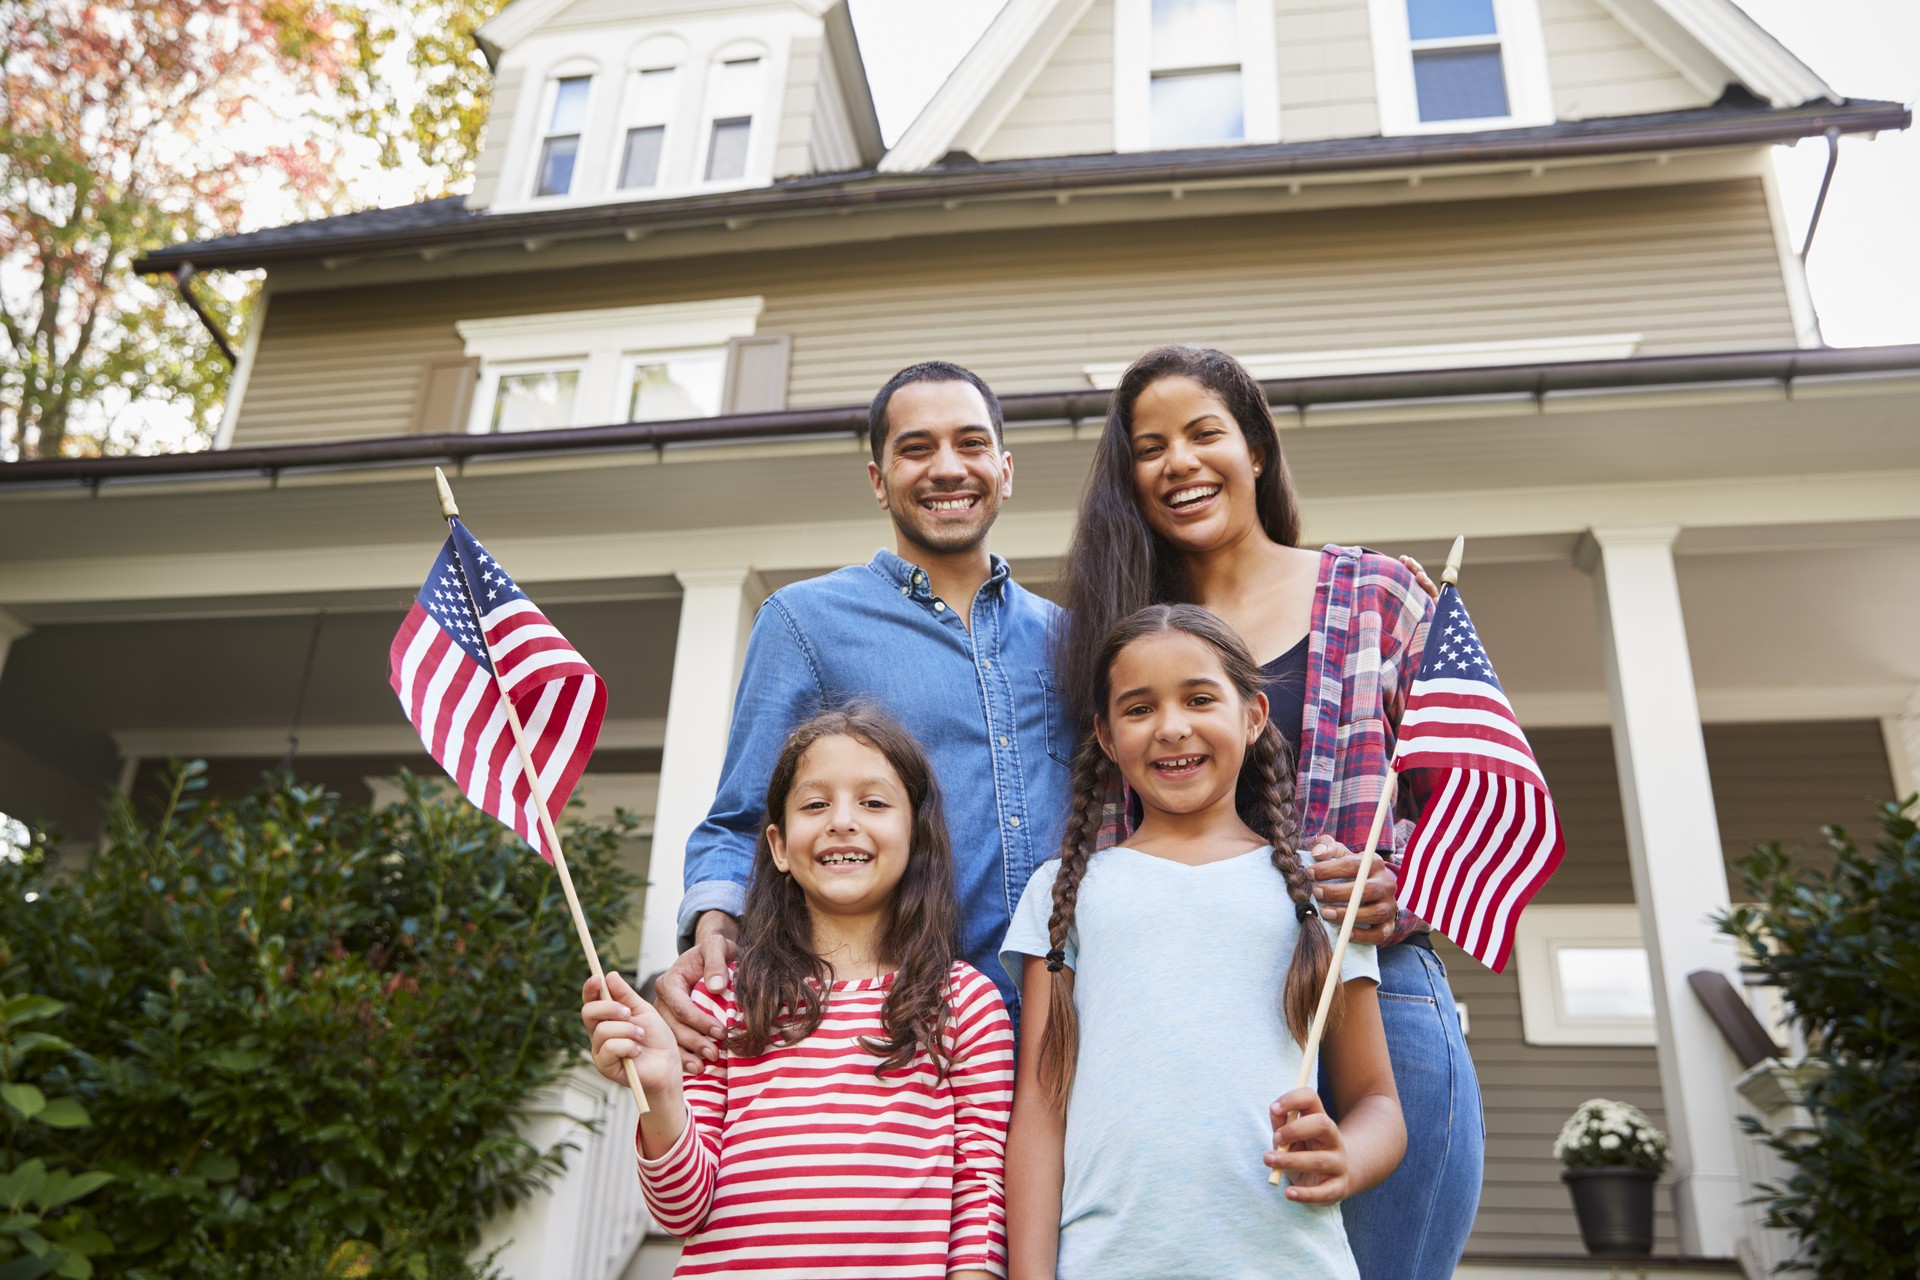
top-left (727, 705), bottom-right (962, 1078)
top-left (1038, 604), bottom-right (1330, 1104)
top-left (1053, 345), bottom-right (1303, 732)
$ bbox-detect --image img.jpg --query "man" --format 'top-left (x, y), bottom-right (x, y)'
top-left (653, 361), bottom-right (1395, 1067)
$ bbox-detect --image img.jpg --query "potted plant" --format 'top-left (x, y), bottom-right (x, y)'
top-left (1554, 1098), bottom-right (1670, 1256)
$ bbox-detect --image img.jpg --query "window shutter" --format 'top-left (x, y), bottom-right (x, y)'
top-left (721, 333), bottom-right (792, 414)
top-left (411, 356), bottom-right (481, 434)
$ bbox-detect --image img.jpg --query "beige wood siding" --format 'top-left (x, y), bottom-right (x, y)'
top-left (976, 0), bottom-right (1115, 162)
top-left (231, 180), bottom-right (1793, 447)
top-left (1541, 0), bottom-right (1711, 120)
top-left (1276, 0), bottom-right (1382, 142)
top-left (774, 35), bottom-right (823, 179)
top-left (1459, 721), bottom-right (1893, 1258)
top-left (468, 65), bottom-right (525, 211)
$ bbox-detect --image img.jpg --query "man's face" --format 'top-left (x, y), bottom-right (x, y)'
top-left (867, 380), bottom-right (1013, 556)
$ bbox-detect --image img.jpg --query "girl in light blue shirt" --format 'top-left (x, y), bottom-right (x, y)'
top-left (1003, 604), bottom-right (1405, 1279)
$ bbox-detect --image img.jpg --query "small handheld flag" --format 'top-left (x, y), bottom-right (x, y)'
top-left (388, 513), bottom-right (605, 860)
top-left (1392, 553), bottom-right (1565, 972)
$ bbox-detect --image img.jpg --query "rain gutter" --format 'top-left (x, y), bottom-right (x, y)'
top-left (4, 344), bottom-right (1918, 489)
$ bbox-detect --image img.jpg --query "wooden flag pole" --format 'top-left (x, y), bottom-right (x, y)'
top-left (1269, 535), bottom-right (1464, 1185)
top-left (435, 469), bottom-right (651, 1117)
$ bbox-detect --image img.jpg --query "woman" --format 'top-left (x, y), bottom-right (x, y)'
top-left (1051, 345), bottom-right (1482, 1280)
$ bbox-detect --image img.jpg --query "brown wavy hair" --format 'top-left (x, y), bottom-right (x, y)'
top-left (1053, 345), bottom-right (1303, 731)
top-left (726, 704), bottom-right (962, 1078)
top-left (1037, 604), bottom-right (1335, 1104)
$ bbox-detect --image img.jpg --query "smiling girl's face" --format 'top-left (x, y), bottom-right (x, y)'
top-left (766, 733), bottom-right (914, 920)
top-left (1097, 629), bottom-right (1269, 822)
top-left (1127, 374), bottom-right (1266, 557)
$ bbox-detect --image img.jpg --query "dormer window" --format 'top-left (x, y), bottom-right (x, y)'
top-left (536, 75), bottom-right (592, 197)
top-left (1368, 0), bottom-right (1552, 133)
top-left (701, 56), bottom-right (764, 183)
top-left (1115, 0), bottom-right (1279, 152)
top-left (619, 67), bottom-right (677, 190)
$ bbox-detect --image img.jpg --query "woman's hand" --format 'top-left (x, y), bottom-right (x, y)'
top-left (581, 970), bottom-right (684, 1094)
top-left (1308, 834), bottom-right (1400, 936)
top-left (1400, 555), bottom-right (1441, 601)
top-left (1265, 1087), bottom-right (1354, 1202)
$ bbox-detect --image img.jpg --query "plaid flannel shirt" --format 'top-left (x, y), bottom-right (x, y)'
top-left (1097, 545), bottom-right (1436, 945)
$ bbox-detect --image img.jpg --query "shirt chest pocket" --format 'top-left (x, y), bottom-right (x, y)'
top-left (1035, 669), bottom-right (1078, 768)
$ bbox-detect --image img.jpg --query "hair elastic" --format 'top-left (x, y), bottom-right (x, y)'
top-left (1295, 900), bottom-right (1319, 923)
top-left (1044, 949), bottom-right (1066, 972)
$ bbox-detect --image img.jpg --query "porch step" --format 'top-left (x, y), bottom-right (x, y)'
top-left (1458, 1256), bottom-right (1744, 1279)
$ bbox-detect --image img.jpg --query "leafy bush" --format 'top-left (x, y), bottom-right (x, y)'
top-left (0, 763), bottom-right (638, 1280)
top-left (2, 990), bottom-right (115, 1279)
top-left (1552, 1098), bottom-right (1669, 1174)
top-left (1717, 796), bottom-right (1920, 1279)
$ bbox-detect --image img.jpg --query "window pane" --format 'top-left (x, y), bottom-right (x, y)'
top-left (1406, 0), bottom-right (1498, 40)
top-left (627, 350), bottom-right (726, 421)
top-left (1150, 70), bottom-right (1244, 147)
top-left (620, 125), bottom-right (665, 189)
top-left (1151, 0), bottom-right (1239, 70)
top-left (1413, 46), bottom-right (1510, 121)
top-left (633, 66), bottom-right (676, 121)
top-left (549, 76), bottom-right (591, 133)
top-left (1556, 947), bottom-right (1655, 1020)
top-left (536, 134), bottom-right (579, 197)
top-left (491, 370), bottom-right (579, 433)
top-left (705, 117), bottom-right (751, 180)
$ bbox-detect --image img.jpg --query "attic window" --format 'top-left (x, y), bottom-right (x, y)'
top-left (536, 76), bottom-right (592, 197)
top-left (701, 57), bottom-right (764, 183)
top-left (1368, 0), bottom-right (1553, 133)
top-left (1149, 0), bottom-right (1243, 146)
top-left (1407, 0), bottom-right (1509, 121)
top-left (619, 67), bottom-right (677, 190)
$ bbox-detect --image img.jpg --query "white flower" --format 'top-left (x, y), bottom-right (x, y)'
top-left (1600, 1134), bottom-right (1621, 1149)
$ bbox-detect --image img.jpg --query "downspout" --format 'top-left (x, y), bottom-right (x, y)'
top-left (1800, 127), bottom-right (1843, 258)
top-left (170, 263), bottom-right (239, 365)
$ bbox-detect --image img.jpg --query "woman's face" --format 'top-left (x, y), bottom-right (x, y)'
top-left (1125, 375), bottom-right (1266, 556)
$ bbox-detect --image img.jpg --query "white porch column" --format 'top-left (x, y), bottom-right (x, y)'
top-left (0, 608), bottom-right (30, 680)
top-left (1882, 688), bottom-right (1920, 801)
top-left (1579, 526), bottom-right (1744, 1259)
top-left (636, 568), bottom-right (761, 981)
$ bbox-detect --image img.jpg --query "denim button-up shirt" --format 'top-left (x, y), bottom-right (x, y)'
top-left (679, 548), bottom-right (1073, 1015)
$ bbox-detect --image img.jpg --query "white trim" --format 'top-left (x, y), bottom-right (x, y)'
top-left (1113, 0), bottom-right (1280, 152)
top-left (1513, 683), bottom-right (1919, 728)
top-left (1760, 159), bottom-right (1822, 348)
top-left (112, 719), bottom-right (667, 760)
top-left (1368, 0), bottom-right (1555, 136)
top-left (1598, 0), bottom-right (1836, 109)
top-left (456, 297), bottom-right (763, 433)
top-left (1883, 688), bottom-right (1920, 800)
top-left (880, 0), bottom-right (1093, 172)
top-left (1514, 905), bottom-right (1658, 1046)
top-left (1084, 333), bottom-right (1643, 388)
top-left (214, 284), bottom-right (271, 451)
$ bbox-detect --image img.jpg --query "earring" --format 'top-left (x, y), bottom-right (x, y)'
top-left (1253, 465), bottom-right (1262, 476)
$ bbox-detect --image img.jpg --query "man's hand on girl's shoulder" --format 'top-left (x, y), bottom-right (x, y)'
top-left (653, 910), bottom-right (739, 1072)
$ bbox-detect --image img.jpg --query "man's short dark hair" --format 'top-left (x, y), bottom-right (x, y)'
top-left (867, 361), bottom-right (1005, 463)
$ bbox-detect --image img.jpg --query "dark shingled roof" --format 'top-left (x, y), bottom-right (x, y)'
top-left (135, 98), bottom-right (1908, 273)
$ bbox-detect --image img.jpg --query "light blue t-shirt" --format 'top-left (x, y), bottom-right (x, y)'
top-left (1002, 845), bottom-right (1380, 1280)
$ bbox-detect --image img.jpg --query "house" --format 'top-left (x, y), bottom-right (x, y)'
top-left (1, 0), bottom-right (1915, 1274)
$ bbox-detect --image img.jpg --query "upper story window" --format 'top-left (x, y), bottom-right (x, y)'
top-left (535, 75), bottom-right (593, 197)
top-left (1115, 0), bottom-right (1279, 153)
top-left (1368, 0), bottom-right (1552, 133)
top-left (702, 55), bottom-right (764, 182)
top-left (619, 66), bottom-right (678, 190)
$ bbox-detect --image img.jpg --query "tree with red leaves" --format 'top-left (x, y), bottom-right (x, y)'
top-left (0, 0), bottom-right (347, 460)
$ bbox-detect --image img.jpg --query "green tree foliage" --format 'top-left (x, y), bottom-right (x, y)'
top-left (1718, 797), bottom-right (1920, 1279)
top-left (0, 0), bottom-right (349, 460)
top-left (0, 762), bottom-right (639, 1279)
top-left (1, 991), bottom-right (115, 1279)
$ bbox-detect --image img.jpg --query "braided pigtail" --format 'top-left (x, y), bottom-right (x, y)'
top-left (1037, 732), bottom-right (1112, 1105)
top-left (1247, 720), bottom-right (1336, 1045)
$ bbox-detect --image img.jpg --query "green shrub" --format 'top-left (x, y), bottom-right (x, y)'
top-left (1717, 796), bottom-right (1920, 1279)
top-left (2, 990), bottom-right (115, 1279)
top-left (0, 763), bottom-right (639, 1280)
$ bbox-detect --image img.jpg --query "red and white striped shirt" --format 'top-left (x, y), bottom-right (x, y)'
top-left (639, 961), bottom-right (1013, 1279)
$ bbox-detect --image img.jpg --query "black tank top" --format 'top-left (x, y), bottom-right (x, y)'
top-left (1258, 633), bottom-right (1310, 761)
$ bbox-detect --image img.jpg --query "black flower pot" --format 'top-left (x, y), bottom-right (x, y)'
top-left (1561, 1166), bottom-right (1658, 1256)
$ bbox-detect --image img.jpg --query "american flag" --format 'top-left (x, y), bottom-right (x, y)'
top-left (1393, 583), bottom-right (1564, 972)
top-left (388, 518), bottom-right (604, 862)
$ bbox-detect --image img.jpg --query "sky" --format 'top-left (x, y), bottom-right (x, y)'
top-left (848, 0), bottom-right (1918, 347)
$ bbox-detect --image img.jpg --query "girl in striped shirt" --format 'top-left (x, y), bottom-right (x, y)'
top-left (582, 705), bottom-right (1014, 1280)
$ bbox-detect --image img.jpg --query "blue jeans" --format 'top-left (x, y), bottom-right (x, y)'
top-left (1331, 942), bottom-right (1484, 1280)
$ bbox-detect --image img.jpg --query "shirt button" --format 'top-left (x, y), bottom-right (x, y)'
top-left (999, 735), bottom-right (1009, 747)
top-left (933, 601), bottom-right (946, 612)
top-left (983, 660), bottom-right (992, 670)
top-left (1009, 815), bottom-right (1021, 828)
